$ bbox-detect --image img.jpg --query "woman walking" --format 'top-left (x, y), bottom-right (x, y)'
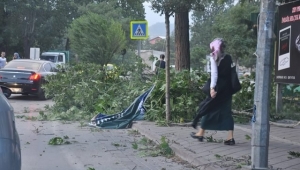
top-left (191, 38), bottom-right (236, 145)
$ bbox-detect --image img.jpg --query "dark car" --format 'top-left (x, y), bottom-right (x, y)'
top-left (0, 87), bottom-right (21, 170)
top-left (0, 59), bottom-right (57, 99)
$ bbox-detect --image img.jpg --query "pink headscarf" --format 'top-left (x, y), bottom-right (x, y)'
top-left (210, 38), bottom-right (224, 61)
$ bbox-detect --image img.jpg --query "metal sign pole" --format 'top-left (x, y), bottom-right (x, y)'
top-left (138, 40), bottom-right (141, 57)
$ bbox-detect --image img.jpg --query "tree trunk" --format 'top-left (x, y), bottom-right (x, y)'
top-left (65, 38), bottom-right (70, 50)
top-left (165, 12), bottom-right (171, 122)
top-left (23, 37), bottom-right (31, 59)
top-left (175, 8), bottom-right (190, 71)
top-left (23, 10), bottom-right (36, 59)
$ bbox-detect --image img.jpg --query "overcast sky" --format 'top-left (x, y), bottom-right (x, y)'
top-left (143, 2), bottom-right (193, 26)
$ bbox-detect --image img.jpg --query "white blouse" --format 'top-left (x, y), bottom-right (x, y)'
top-left (210, 57), bottom-right (218, 89)
top-left (210, 54), bottom-right (225, 89)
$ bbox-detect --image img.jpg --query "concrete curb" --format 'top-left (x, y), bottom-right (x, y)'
top-left (234, 125), bottom-right (300, 146)
top-left (132, 122), bottom-right (216, 170)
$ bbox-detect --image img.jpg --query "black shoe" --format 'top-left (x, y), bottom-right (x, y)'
top-left (224, 138), bottom-right (235, 145)
top-left (190, 132), bottom-right (204, 142)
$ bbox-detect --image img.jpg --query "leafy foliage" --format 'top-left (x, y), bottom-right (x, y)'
top-left (76, 0), bottom-right (145, 48)
top-left (145, 70), bottom-right (207, 122)
top-left (0, 0), bottom-right (145, 58)
top-left (43, 57), bottom-right (151, 120)
top-left (44, 59), bottom-right (300, 123)
top-left (48, 137), bottom-right (71, 145)
top-left (213, 2), bottom-right (259, 64)
top-left (190, 1), bottom-right (234, 70)
top-left (0, 0), bottom-right (77, 57)
top-left (68, 13), bottom-right (125, 65)
top-left (288, 151), bottom-right (300, 158)
top-left (190, 1), bottom-right (259, 70)
top-left (137, 136), bottom-right (174, 158)
top-left (232, 75), bottom-right (255, 112)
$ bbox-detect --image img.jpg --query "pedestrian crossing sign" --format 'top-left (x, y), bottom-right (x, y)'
top-left (130, 21), bottom-right (148, 40)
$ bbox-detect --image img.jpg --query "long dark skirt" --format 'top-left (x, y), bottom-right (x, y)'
top-left (200, 96), bottom-right (234, 130)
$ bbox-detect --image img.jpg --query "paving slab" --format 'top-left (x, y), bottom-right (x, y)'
top-left (132, 121), bottom-right (300, 170)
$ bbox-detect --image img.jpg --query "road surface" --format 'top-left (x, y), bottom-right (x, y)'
top-left (9, 95), bottom-right (196, 170)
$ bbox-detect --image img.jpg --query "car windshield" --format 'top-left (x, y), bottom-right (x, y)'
top-left (40, 55), bottom-right (56, 62)
top-left (4, 61), bottom-right (41, 71)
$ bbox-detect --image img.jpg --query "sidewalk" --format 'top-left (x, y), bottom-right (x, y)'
top-left (132, 121), bottom-right (300, 170)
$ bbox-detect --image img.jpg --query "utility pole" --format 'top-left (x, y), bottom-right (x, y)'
top-left (251, 0), bottom-right (276, 169)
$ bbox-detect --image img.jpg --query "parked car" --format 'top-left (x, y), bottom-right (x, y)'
top-left (0, 87), bottom-right (21, 170)
top-left (0, 59), bottom-right (57, 99)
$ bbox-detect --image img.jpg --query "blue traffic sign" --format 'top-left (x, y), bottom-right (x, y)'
top-left (130, 21), bottom-right (148, 40)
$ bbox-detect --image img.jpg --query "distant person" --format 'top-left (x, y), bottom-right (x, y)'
top-left (0, 51), bottom-right (7, 69)
top-left (13, 52), bottom-right (21, 59)
top-left (155, 54), bottom-right (165, 75)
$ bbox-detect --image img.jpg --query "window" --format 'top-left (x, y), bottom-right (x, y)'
top-left (5, 61), bottom-right (41, 71)
top-left (44, 63), bottom-right (52, 72)
top-left (58, 55), bottom-right (63, 62)
top-left (40, 55), bottom-right (55, 62)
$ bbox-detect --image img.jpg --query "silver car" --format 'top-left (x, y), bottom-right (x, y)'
top-left (0, 86), bottom-right (21, 170)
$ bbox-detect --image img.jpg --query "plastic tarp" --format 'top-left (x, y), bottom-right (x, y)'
top-left (89, 85), bottom-right (155, 129)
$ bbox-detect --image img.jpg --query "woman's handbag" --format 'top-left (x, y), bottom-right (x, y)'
top-left (202, 78), bottom-right (211, 96)
top-left (230, 57), bottom-right (242, 94)
top-left (202, 55), bottom-right (241, 96)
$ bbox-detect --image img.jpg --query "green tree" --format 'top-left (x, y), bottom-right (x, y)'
top-left (191, 0), bottom-right (234, 48)
top-left (76, 0), bottom-right (145, 49)
top-left (0, 0), bottom-right (145, 58)
top-left (190, 46), bottom-right (207, 70)
top-left (212, 2), bottom-right (259, 66)
top-left (190, 0), bottom-right (234, 70)
top-left (68, 12), bottom-right (126, 65)
top-left (0, 0), bottom-right (79, 58)
top-left (148, 0), bottom-right (234, 71)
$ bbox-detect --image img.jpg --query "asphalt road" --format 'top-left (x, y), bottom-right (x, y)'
top-left (9, 95), bottom-right (195, 170)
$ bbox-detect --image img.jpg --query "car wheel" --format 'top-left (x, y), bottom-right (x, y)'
top-left (38, 89), bottom-right (46, 100)
top-left (1, 87), bottom-right (12, 98)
